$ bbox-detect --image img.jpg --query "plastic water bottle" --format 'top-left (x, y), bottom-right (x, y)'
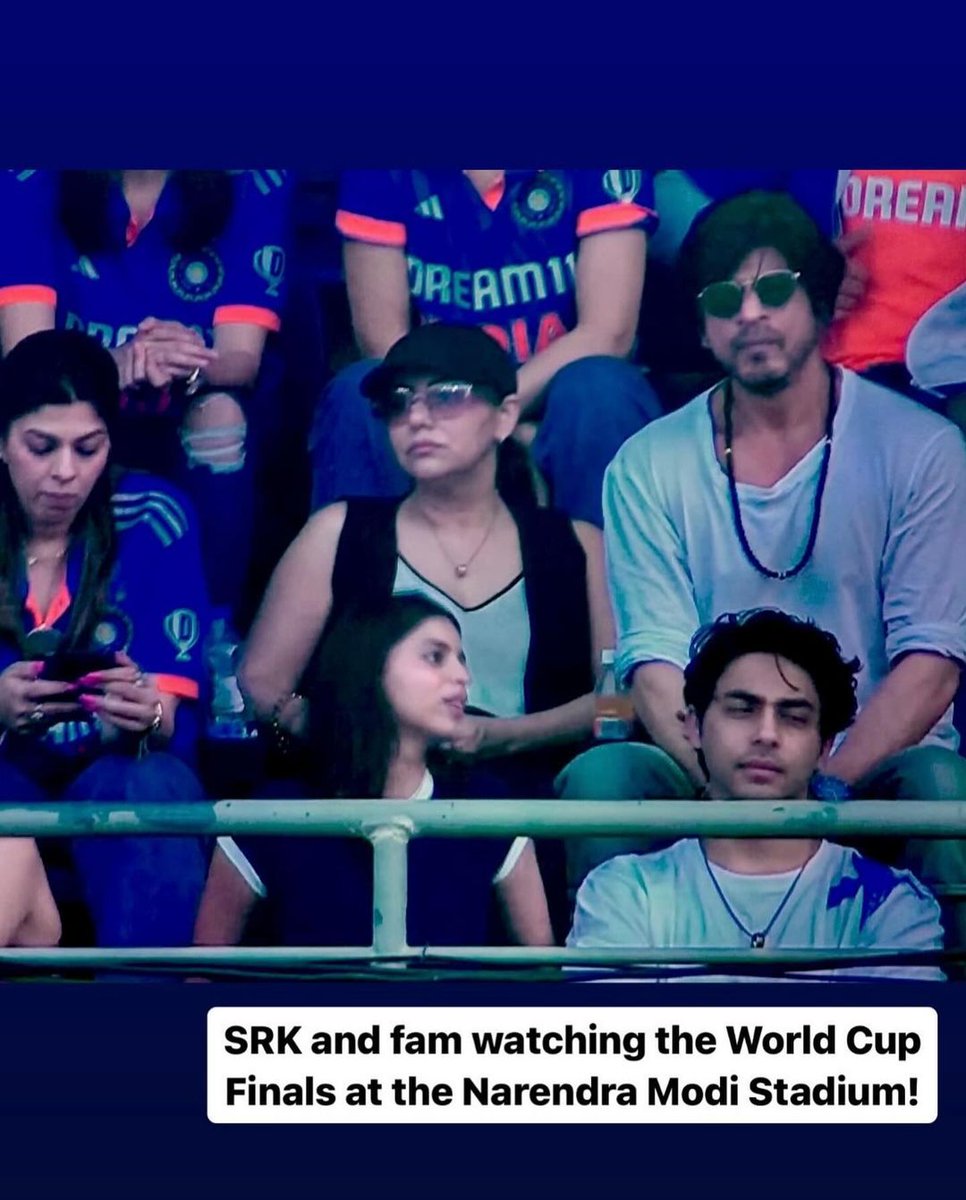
top-left (204, 618), bottom-right (258, 741)
top-left (593, 649), bottom-right (634, 741)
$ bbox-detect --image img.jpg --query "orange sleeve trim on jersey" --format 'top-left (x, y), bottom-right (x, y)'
top-left (213, 304), bottom-right (281, 332)
top-left (576, 203), bottom-right (653, 237)
top-left (0, 284), bottom-right (57, 308)
top-left (154, 674), bottom-right (200, 701)
top-left (335, 209), bottom-right (407, 247)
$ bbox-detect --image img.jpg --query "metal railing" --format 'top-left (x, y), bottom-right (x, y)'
top-left (0, 798), bottom-right (963, 979)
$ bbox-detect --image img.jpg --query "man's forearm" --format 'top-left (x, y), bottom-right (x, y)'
top-left (828, 653), bottom-right (961, 784)
top-left (631, 662), bottom-right (705, 787)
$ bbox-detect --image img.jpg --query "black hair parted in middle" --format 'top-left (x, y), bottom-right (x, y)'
top-left (304, 592), bottom-right (462, 800)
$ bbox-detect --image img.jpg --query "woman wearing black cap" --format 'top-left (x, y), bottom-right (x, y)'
top-left (242, 322), bottom-right (608, 795)
top-left (0, 329), bottom-right (211, 950)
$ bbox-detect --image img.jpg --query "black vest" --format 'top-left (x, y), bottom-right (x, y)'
top-left (330, 497), bottom-right (593, 714)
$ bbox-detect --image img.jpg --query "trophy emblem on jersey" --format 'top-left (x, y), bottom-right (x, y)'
top-left (164, 609), bottom-right (200, 662)
top-left (602, 170), bottom-right (643, 203)
top-left (253, 245), bottom-right (286, 297)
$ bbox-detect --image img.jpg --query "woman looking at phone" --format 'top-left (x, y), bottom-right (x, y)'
top-left (0, 329), bottom-right (212, 949)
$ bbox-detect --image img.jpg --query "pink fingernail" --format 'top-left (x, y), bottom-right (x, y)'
top-left (76, 673), bottom-right (102, 686)
top-left (78, 694), bottom-right (100, 711)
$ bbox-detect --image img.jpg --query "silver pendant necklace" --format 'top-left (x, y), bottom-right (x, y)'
top-left (700, 842), bottom-right (809, 949)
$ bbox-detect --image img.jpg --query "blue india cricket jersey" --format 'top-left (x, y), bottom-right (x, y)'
top-left (0, 170), bottom-right (291, 349)
top-left (337, 169), bottom-right (657, 364)
top-left (0, 472), bottom-right (211, 762)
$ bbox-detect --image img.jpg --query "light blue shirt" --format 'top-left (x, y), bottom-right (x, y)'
top-left (568, 839), bottom-right (945, 981)
top-left (603, 369), bottom-right (966, 749)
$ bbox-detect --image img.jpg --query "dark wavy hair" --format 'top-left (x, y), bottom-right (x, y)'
top-left (305, 593), bottom-right (462, 799)
top-left (677, 189), bottom-right (846, 326)
top-left (57, 171), bottom-right (234, 255)
top-left (683, 608), bottom-right (860, 742)
top-left (0, 330), bottom-right (120, 653)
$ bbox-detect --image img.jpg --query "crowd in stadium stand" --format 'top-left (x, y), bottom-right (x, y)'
top-left (0, 168), bottom-right (963, 980)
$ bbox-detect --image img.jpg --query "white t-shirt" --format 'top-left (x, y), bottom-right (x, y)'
top-left (604, 368), bottom-right (966, 749)
top-left (567, 839), bottom-right (945, 981)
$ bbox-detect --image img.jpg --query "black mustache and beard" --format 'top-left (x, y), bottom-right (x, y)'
top-left (727, 325), bottom-right (822, 397)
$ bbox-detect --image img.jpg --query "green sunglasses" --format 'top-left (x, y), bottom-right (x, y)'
top-left (698, 269), bottom-right (802, 320)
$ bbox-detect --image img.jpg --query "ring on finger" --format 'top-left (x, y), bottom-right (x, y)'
top-left (28, 703), bottom-right (44, 725)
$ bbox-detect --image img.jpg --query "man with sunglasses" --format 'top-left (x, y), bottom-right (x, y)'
top-left (559, 190), bottom-right (966, 953)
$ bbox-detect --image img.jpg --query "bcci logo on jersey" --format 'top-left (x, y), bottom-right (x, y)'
top-left (168, 248), bottom-right (225, 303)
top-left (512, 173), bottom-right (566, 231)
top-left (602, 170), bottom-right (643, 203)
top-left (253, 245), bottom-right (286, 297)
top-left (91, 610), bottom-right (133, 654)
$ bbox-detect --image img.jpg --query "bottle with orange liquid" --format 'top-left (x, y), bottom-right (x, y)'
top-left (593, 649), bottom-right (634, 741)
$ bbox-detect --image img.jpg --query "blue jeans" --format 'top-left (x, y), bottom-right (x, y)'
top-left (0, 751), bottom-right (208, 950)
top-left (309, 354), bottom-right (664, 528)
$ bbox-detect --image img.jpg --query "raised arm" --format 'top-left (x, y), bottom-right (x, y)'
top-left (239, 502), bottom-right (348, 732)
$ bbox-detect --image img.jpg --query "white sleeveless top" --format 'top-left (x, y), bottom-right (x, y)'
top-left (393, 557), bottom-right (530, 718)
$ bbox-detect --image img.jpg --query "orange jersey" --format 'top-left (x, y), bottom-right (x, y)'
top-left (825, 170), bottom-right (966, 376)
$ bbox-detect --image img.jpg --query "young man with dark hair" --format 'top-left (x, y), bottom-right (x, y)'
top-left (559, 191), bottom-right (966, 945)
top-left (567, 610), bottom-right (944, 980)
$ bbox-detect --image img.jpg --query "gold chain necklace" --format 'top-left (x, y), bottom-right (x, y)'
top-left (415, 500), bottom-right (502, 579)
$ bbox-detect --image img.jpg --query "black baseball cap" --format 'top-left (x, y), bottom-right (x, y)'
top-left (361, 324), bottom-right (517, 402)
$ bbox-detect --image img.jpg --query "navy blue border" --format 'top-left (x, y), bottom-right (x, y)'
top-left (1, 980), bottom-right (961, 1199)
top-left (4, 12), bottom-right (966, 1197)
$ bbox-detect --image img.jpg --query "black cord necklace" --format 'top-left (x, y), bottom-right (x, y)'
top-left (700, 842), bottom-right (810, 949)
top-left (722, 369), bottom-right (837, 581)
